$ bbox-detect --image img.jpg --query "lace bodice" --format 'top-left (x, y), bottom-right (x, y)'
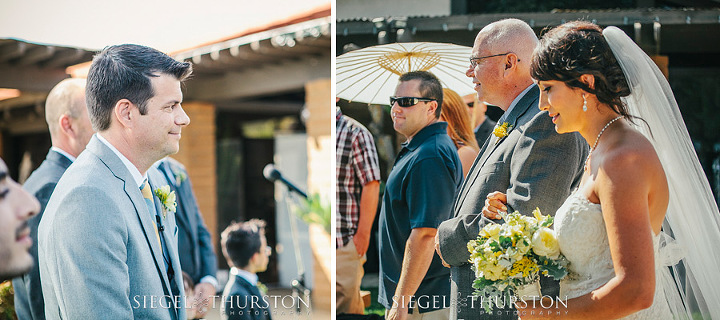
top-left (554, 191), bottom-right (672, 319)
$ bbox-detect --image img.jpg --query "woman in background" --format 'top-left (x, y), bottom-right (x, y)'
top-left (441, 88), bottom-right (479, 177)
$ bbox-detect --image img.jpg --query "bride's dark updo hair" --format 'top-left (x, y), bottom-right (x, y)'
top-left (531, 21), bottom-right (633, 118)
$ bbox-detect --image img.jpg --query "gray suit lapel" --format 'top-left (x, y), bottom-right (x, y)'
top-left (453, 86), bottom-right (540, 212)
top-left (87, 137), bottom-right (176, 301)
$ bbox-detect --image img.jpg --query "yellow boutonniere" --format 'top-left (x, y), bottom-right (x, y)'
top-left (153, 185), bottom-right (177, 218)
top-left (173, 170), bottom-right (187, 186)
top-left (256, 281), bottom-right (268, 295)
top-left (493, 122), bottom-right (512, 139)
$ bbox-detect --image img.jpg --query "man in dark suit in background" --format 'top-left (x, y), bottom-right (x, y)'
top-left (13, 78), bottom-right (93, 320)
top-left (149, 156), bottom-right (218, 318)
top-left (221, 219), bottom-right (272, 320)
top-left (463, 93), bottom-right (496, 146)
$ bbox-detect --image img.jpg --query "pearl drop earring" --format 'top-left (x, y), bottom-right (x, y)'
top-left (582, 94), bottom-right (588, 112)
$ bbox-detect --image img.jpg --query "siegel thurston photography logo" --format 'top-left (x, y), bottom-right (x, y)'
top-left (132, 294), bottom-right (312, 316)
top-left (390, 294), bottom-right (569, 317)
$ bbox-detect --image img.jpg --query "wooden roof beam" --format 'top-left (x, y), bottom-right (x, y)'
top-left (15, 45), bottom-right (56, 66)
top-left (185, 54), bottom-right (330, 101)
top-left (0, 41), bottom-right (27, 62)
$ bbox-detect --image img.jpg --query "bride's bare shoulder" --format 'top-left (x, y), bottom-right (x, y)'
top-left (599, 126), bottom-right (665, 183)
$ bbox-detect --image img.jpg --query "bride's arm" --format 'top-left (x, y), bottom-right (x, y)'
top-left (521, 148), bottom-right (659, 320)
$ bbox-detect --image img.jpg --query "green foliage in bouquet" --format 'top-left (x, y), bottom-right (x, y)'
top-left (467, 208), bottom-right (569, 312)
top-left (292, 193), bottom-right (331, 234)
top-left (0, 281), bottom-right (17, 320)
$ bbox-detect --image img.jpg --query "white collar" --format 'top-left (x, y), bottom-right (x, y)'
top-left (50, 146), bottom-right (76, 162)
top-left (231, 267), bottom-right (258, 286)
top-left (502, 84), bottom-right (535, 120)
top-left (96, 133), bottom-right (146, 188)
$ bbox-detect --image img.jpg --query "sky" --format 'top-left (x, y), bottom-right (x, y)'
top-left (0, 0), bottom-right (330, 53)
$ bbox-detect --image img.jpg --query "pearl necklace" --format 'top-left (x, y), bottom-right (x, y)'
top-left (585, 116), bottom-right (623, 171)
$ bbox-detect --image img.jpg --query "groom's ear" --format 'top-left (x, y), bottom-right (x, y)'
top-left (580, 74), bottom-right (596, 90)
top-left (113, 99), bottom-right (134, 129)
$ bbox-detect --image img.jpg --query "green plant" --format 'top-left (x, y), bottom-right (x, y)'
top-left (292, 193), bottom-right (331, 234)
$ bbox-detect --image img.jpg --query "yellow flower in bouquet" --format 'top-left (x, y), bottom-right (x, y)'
top-left (467, 208), bottom-right (569, 312)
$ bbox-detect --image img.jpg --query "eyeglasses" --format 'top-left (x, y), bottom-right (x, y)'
top-left (469, 52), bottom-right (519, 68)
top-left (390, 96), bottom-right (436, 108)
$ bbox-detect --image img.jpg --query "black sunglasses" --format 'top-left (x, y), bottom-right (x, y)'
top-left (390, 96), bottom-right (436, 108)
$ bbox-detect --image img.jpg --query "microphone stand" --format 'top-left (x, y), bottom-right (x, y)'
top-left (277, 180), bottom-right (313, 319)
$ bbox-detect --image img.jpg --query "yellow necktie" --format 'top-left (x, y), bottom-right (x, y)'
top-left (140, 180), bottom-right (162, 249)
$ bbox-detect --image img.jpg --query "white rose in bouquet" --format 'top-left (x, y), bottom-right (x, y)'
top-left (532, 227), bottom-right (560, 259)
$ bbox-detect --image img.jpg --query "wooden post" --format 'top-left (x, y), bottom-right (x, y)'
top-left (174, 101), bottom-right (218, 247)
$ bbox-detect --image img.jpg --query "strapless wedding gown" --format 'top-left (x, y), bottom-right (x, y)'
top-left (553, 190), bottom-right (673, 319)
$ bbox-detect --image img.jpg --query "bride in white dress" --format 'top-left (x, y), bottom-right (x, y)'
top-left (482, 21), bottom-right (720, 319)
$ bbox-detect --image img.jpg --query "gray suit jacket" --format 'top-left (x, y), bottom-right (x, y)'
top-left (150, 158), bottom-right (217, 285)
top-left (14, 150), bottom-right (72, 320)
top-left (38, 136), bottom-right (186, 320)
top-left (437, 86), bottom-right (587, 320)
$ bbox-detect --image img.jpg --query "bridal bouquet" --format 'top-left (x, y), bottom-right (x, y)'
top-left (467, 208), bottom-right (568, 312)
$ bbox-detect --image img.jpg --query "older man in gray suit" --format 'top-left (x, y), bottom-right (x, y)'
top-left (13, 78), bottom-right (93, 320)
top-left (38, 44), bottom-right (192, 320)
top-left (435, 19), bottom-right (587, 320)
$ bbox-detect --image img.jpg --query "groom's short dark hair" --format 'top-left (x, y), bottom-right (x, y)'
top-left (221, 219), bottom-right (266, 269)
top-left (86, 44), bottom-right (192, 131)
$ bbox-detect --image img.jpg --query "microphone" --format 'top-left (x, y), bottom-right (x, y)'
top-left (263, 163), bottom-right (308, 199)
top-left (156, 215), bottom-right (164, 232)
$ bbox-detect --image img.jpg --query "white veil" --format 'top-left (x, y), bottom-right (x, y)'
top-left (604, 26), bottom-right (720, 319)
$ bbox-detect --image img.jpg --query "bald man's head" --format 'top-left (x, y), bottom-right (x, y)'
top-left (475, 19), bottom-right (538, 66)
top-left (467, 19), bottom-right (539, 109)
top-left (45, 78), bottom-right (94, 157)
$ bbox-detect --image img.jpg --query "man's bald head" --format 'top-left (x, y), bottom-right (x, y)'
top-left (475, 19), bottom-right (538, 66)
top-left (45, 78), bottom-right (94, 157)
top-left (45, 78), bottom-right (87, 135)
top-left (467, 19), bottom-right (539, 109)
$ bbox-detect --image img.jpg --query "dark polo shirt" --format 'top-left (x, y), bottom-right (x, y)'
top-left (378, 121), bottom-right (463, 313)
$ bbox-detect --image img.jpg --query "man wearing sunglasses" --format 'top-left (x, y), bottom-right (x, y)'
top-left (434, 19), bottom-right (587, 320)
top-left (379, 71), bottom-right (463, 320)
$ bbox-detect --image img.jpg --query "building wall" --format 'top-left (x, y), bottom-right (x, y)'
top-left (174, 101), bottom-right (218, 247)
top-left (304, 78), bottom-right (332, 311)
top-left (305, 78), bottom-right (333, 195)
top-left (337, 0), bottom-right (450, 20)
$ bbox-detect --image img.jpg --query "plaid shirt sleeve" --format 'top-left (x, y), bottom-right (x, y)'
top-left (336, 114), bottom-right (381, 247)
top-left (351, 125), bottom-right (381, 187)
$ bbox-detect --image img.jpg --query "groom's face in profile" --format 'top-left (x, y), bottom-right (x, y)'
top-left (134, 73), bottom-right (190, 162)
top-left (0, 159), bottom-right (39, 281)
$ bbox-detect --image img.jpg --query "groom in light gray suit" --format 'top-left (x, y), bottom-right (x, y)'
top-left (38, 44), bottom-right (192, 320)
top-left (435, 19), bottom-right (587, 320)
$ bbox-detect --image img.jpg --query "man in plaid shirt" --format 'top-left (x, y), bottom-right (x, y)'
top-left (336, 107), bottom-right (381, 314)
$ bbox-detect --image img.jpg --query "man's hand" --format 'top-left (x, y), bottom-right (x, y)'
top-left (353, 232), bottom-right (370, 257)
top-left (386, 304), bottom-right (409, 320)
top-left (434, 232), bottom-right (450, 268)
top-left (192, 282), bottom-right (216, 317)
